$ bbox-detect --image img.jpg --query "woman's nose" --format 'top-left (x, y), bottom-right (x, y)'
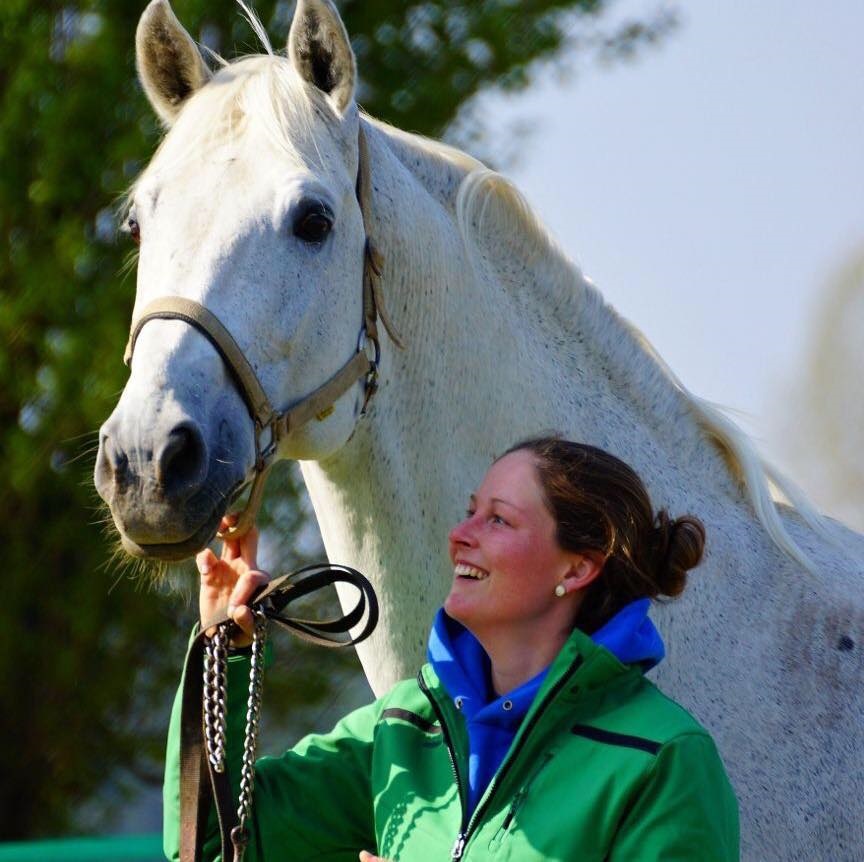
top-left (449, 516), bottom-right (477, 548)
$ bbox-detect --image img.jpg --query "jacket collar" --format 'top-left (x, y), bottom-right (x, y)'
top-left (428, 598), bottom-right (665, 712)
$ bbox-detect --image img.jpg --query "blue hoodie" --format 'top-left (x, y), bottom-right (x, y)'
top-left (427, 598), bottom-right (665, 815)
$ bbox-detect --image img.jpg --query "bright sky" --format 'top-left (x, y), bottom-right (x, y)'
top-left (480, 0), bottom-right (864, 519)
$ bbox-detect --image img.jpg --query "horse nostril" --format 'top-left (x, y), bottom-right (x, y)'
top-left (96, 433), bottom-right (129, 487)
top-left (156, 422), bottom-right (207, 502)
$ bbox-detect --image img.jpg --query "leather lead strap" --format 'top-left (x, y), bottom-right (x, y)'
top-left (179, 626), bottom-right (238, 861)
top-left (178, 634), bottom-right (211, 862)
top-left (179, 563), bottom-right (378, 862)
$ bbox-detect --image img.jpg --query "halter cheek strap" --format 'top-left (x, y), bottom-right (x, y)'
top-left (122, 122), bottom-right (403, 539)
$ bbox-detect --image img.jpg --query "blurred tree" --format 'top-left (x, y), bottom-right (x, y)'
top-left (0, 0), bottom-right (674, 839)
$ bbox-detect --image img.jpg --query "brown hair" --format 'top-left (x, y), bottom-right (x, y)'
top-left (503, 436), bottom-right (706, 634)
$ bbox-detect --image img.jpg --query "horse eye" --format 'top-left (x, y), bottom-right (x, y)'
top-left (293, 207), bottom-right (333, 244)
top-left (127, 216), bottom-right (141, 245)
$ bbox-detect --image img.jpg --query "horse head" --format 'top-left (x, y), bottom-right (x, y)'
top-left (95, 0), bottom-right (371, 559)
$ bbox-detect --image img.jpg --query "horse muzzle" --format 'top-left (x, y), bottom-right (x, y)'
top-left (95, 408), bottom-right (251, 560)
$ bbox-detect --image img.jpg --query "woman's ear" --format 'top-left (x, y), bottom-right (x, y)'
top-left (561, 551), bottom-right (605, 594)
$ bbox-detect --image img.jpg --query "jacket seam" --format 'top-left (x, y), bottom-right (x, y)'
top-left (571, 724), bottom-right (662, 755)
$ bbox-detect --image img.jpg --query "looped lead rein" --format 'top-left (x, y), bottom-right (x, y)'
top-left (189, 562), bottom-right (379, 862)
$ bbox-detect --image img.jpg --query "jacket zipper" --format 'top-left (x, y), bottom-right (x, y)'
top-left (417, 671), bottom-right (470, 860)
top-left (498, 750), bottom-right (555, 834)
top-left (419, 655), bottom-right (584, 860)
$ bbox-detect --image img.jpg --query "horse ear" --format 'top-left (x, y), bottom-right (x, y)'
top-left (287, 0), bottom-right (356, 115)
top-left (135, 0), bottom-right (210, 127)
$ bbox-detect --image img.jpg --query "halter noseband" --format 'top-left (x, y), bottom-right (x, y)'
top-left (123, 123), bottom-right (402, 540)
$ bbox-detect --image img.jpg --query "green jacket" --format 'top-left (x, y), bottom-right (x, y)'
top-left (164, 626), bottom-right (739, 861)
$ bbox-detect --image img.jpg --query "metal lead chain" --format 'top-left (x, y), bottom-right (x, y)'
top-left (232, 610), bottom-right (269, 861)
top-left (203, 624), bottom-right (229, 773)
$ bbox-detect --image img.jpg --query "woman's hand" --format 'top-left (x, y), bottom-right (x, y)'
top-left (196, 516), bottom-right (270, 647)
top-left (358, 852), bottom-right (390, 862)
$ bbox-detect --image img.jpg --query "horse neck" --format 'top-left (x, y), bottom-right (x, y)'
top-left (368, 123), bottom-right (740, 508)
top-left (304, 119), bottom-right (737, 576)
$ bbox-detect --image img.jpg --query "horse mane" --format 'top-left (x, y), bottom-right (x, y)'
top-left (452, 167), bottom-right (841, 572)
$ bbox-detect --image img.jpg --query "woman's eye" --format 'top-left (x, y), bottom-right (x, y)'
top-left (490, 514), bottom-right (507, 525)
top-left (293, 208), bottom-right (333, 244)
top-left (127, 216), bottom-right (141, 245)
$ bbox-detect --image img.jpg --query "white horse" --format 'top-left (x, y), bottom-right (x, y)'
top-left (95, 1), bottom-right (864, 858)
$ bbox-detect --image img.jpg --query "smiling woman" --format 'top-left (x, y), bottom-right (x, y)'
top-left (445, 439), bottom-right (705, 697)
top-left (166, 435), bottom-right (739, 861)
top-left (445, 448), bottom-right (598, 694)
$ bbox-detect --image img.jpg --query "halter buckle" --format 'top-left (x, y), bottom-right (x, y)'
top-left (358, 327), bottom-right (380, 416)
top-left (357, 326), bottom-right (381, 369)
top-left (254, 417), bottom-right (280, 471)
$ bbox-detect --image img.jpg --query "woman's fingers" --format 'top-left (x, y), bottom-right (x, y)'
top-left (230, 604), bottom-right (255, 643)
top-left (199, 519), bottom-right (266, 644)
top-left (358, 852), bottom-right (389, 862)
top-left (196, 548), bottom-right (220, 581)
top-left (228, 569), bottom-right (269, 612)
top-left (239, 524), bottom-right (259, 566)
top-left (199, 567), bottom-right (268, 644)
top-left (226, 569), bottom-right (269, 647)
top-left (218, 516), bottom-right (259, 568)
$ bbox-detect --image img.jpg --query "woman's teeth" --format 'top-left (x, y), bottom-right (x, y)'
top-left (454, 563), bottom-right (489, 580)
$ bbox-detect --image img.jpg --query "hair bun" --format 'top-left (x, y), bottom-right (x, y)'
top-left (652, 511), bottom-right (706, 597)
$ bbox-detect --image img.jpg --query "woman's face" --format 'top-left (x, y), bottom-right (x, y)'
top-left (445, 450), bottom-right (580, 638)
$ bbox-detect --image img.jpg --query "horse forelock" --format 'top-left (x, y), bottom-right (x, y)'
top-left (127, 53), bottom-right (340, 210)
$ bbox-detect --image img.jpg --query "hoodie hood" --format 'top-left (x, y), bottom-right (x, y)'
top-left (590, 597), bottom-right (665, 670)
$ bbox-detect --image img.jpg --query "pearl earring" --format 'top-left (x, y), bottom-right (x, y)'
top-left (554, 584), bottom-right (566, 598)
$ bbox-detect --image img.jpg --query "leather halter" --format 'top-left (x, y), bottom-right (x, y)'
top-left (123, 124), bottom-right (402, 539)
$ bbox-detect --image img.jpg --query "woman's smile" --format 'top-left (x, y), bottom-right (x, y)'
top-left (453, 562), bottom-right (489, 580)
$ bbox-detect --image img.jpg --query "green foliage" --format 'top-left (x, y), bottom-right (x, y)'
top-left (0, 0), bottom-right (661, 839)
